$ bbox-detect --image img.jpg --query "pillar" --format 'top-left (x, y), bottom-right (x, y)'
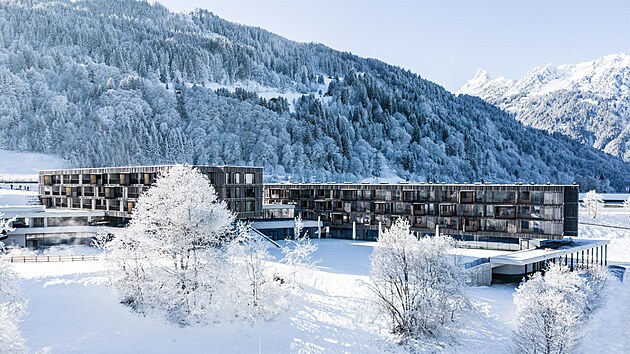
top-left (352, 221), bottom-right (356, 240)
top-left (43, 217), bottom-right (48, 228)
top-left (317, 215), bottom-right (321, 239)
top-left (605, 245), bottom-right (608, 266)
top-left (378, 221), bottom-right (382, 239)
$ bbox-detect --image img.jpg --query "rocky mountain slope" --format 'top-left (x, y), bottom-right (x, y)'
top-left (459, 53), bottom-right (630, 162)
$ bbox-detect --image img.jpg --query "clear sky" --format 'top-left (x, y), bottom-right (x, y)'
top-left (155, 0), bottom-right (630, 92)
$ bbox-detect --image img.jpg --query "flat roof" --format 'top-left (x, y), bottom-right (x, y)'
top-left (7, 225), bottom-right (111, 236)
top-left (490, 238), bottom-right (610, 266)
top-left (38, 164), bottom-right (263, 173)
top-left (265, 182), bottom-right (575, 188)
top-left (251, 220), bottom-right (321, 230)
top-left (0, 206), bottom-right (105, 219)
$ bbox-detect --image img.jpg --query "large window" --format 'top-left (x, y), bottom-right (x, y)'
top-left (245, 201), bottom-right (255, 212)
top-left (245, 173), bottom-right (255, 184)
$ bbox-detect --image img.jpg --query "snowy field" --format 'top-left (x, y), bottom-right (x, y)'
top-left (0, 149), bottom-right (68, 176)
top-left (11, 240), bottom-right (520, 354)
top-left (11, 235), bottom-right (629, 353)
top-left (579, 208), bottom-right (630, 264)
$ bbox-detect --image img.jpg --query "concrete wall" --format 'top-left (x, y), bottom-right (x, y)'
top-left (465, 262), bottom-right (492, 286)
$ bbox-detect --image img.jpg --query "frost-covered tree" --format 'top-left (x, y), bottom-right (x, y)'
top-left (225, 222), bottom-right (288, 321)
top-left (583, 190), bottom-right (604, 218)
top-left (580, 266), bottom-right (613, 316)
top-left (511, 264), bottom-right (611, 354)
top-left (281, 215), bottom-right (318, 288)
top-left (103, 165), bottom-right (234, 326)
top-left (0, 260), bottom-right (27, 354)
top-left (369, 218), bottom-right (468, 344)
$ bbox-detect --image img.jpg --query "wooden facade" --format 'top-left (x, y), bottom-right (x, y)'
top-left (39, 165), bottom-right (264, 220)
top-left (265, 183), bottom-right (579, 242)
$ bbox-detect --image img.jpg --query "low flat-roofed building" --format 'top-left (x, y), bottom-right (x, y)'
top-left (0, 205), bottom-right (109, 247)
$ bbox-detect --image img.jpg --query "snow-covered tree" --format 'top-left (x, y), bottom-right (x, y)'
top-left (281, 215), bottom-right (318, 288)
top-left (583, 190), bottom-right (603, 218)
top-left (0, 260), bottom-right (27, 353)
top-left (580, 266), bottom-right (613, 316)
top-left (103, 165), bottom-right (234, 326)
top-left (225, 222), bottom-right (288, 321)
top-left (513, 264), bottom-right (589, 354)
top-left (369, 218), bottom-right (468, 344)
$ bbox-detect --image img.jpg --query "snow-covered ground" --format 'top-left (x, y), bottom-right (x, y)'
top-left (579, 208), bottom-right (630, 264)
top-left (0, 149), bottom-right (68, 175)
top-left (10, 239), bottom-right (525, 354)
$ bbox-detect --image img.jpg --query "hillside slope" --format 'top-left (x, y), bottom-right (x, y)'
top-left (0, 0), bottom-right (628, 191)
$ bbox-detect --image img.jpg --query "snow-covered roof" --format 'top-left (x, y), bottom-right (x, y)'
top-left (490, 238), bottom-right (610, 266)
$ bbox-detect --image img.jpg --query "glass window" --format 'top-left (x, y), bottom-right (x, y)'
top-left (245, 201), bottom-right (255, 212)
top-left (245, 173), bottom-right (255, 184)
top-left (495, 206), bottom-right (516, 218)
top-left (234, 173), bottom-right (241, 184)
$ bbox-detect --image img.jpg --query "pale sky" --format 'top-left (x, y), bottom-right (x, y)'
top-left (155, 0), bottom-right (630, 92)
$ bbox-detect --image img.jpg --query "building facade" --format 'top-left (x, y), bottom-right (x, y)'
top-left (39, 165), bottom-right (264, 222)
top-left (265, 183), bottom-right (579, 245)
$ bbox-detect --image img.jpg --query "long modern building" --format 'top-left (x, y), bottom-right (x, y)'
top-left (265, 182), bottom-right (579, 249)
top-left (38, 165), bottom-right (264, 223)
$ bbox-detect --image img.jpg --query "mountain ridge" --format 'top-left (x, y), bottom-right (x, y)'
top-left (459, 53), bottom-right (630, 161)
top-left (0, 0), bottom-right (628, 191)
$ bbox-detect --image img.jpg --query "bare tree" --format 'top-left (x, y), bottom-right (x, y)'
top-left (281, 215), bottom-right (318, 288)
top-left (369, 218), bottom-right (468, 344)
top-left (511, 264), bottom-right (612, 354)
top-left (583, 190), bottom-right (603, 218)
top-left (226, 222), bottom-right (287, 321)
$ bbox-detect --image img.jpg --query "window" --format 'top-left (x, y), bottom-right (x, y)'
top-left (494, 206), bottom-right (516, 218)
top-left (234, 173), bottom-right (241, 184)
top-left (439, 204), bottom-right (456, 216)
top-left (521, 220), bottom-right (530, 230)
top-left (245, 201), bottom-right (255, 212)
top-left (459, 191), bottom-right (475, 203)
top-left (225, 188), bottom-right (231, 198)
top-left (245, 187), bottom-right (256, 198)
top-left (207, 173), bottom-right (215, 185)
top-left (245, 173), bottom-right (255, 184)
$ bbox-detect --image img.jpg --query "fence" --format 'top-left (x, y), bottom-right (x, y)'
top-left (9, 254), bottom-right (104, 263)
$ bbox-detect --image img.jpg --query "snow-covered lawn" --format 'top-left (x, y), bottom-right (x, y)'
top-left (11, 239), bottom-right (524, 354)
top-left (579, 208), bottom-right (630, 263)
top-left (0, 149), bottom-right (68, 175)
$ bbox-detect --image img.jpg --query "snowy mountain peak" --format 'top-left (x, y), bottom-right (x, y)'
top-left (459, 53), bottom-right (630, 162)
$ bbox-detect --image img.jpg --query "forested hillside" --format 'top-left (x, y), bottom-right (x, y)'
top-left (0, 0), bottom-right (628, 191)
